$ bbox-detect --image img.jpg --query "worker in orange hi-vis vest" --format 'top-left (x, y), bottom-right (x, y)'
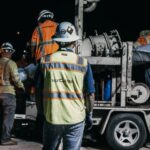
top-left (31, 9), bottom-right (59, 63)
top-left (30, 10), bottom-right (59, 138)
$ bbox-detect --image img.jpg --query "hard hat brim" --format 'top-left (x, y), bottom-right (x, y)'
top-left (1, 48), bottom-right (15, 53)
top-left (37, 10), bottom-right (54, 21)
top-left (53, 36), bottom-right (80, 42)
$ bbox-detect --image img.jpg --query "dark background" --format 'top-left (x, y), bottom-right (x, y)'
top-left (0, 0), bottom-right (150, 54)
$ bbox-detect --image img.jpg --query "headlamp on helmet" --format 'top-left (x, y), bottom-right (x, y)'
top-left (37, 10), bottom-right (54, 22)
top-left (0, 42), bottom-right (15, 53)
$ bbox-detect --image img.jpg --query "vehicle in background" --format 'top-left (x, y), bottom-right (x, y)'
top-left (75, 1), bottom-right (150, 150)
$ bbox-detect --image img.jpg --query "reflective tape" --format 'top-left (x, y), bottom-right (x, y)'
top-left (44, 92), bottom-right (83, 100)
top-left (44, 62), bottom-right (87, 73)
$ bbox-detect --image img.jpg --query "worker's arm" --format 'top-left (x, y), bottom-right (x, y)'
top-left (85, 93), bottom-right (95, 114)
top-left (30, 27), bottom-right (39, 64)
top-left (84, 63), bottom-right (95, 130)
top-left (9, 60), bottom-right (25, 90)
top-left (84, 63), bottom-right (95, 113)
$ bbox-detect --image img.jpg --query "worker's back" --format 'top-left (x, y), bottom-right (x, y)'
top-left (0, 57), bottom-right (22, 95)
top-left (42, 50), bottom-right (88, 124)
top-left (31, 10), bottom-right (59, 62)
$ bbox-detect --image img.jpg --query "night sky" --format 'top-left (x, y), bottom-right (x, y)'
top-left (0, 0), bottom-right (150, 54)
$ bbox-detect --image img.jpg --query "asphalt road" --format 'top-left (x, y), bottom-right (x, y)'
top-left (0, 133), bottom-right (149, 150)
top-left (0, 138), bottom-right (149, 150)
top-left (0, 119), bottom-right (149, 150)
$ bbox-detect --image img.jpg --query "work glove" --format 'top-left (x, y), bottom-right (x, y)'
top-left (85, 112), bottom-right (93, 131)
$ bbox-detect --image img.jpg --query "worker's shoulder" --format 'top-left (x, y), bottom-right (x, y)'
top-left (69, 53), bottom-right (88, 66)
top-left (9, 59), bottom-right (16, 64)
top-left (40, 20), bottom-right (58, 27)
top-left (1, 57), bottom-right (15, 64)
top-left (7, 59), bottom-right (17, 67)
top-left (78, 55), bottom-right (88, 64)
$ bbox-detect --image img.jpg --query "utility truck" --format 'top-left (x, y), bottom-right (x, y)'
top-left (75, 0), bottom-right (150, 150)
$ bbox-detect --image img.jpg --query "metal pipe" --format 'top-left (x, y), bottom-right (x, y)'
top-left (84, 0), bottom-right (100, 13)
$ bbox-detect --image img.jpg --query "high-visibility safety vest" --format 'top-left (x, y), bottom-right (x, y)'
top-left (0, 57), bottom-right (24, 95)
top-left (31, 20), bottom-right (59, 61)
top-left (41, 50), bottom-right (88, 124)
top-left (136, 35), bottom-right (150, 46)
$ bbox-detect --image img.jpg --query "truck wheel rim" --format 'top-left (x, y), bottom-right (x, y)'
top-left (114, 120), bottom-right (140, 146)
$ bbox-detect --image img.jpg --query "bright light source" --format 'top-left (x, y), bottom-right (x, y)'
top-left (16, 31), bottom-right (20, 35)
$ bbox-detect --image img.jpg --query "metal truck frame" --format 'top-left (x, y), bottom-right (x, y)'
top-left (75, 0), bottom-right (150, 150)
top-left (88, 42), bottom-right (150, 150)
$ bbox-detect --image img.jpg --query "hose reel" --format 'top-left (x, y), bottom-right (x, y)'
top-left (80, 29), bottom-right (123, 57)
top-left (129, 83), bottom-right (150, 104)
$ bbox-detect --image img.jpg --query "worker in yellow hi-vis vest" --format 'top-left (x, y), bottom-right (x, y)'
top-left (41, 22), bottom-right (95, 150)
top-left (30, 10), bottom-right (59, 136)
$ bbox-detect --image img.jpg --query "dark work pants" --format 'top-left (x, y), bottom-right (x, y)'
top-left (42, 121), bottom-right (85, 150)
top-left (34, 63), bottom-right (44, 139)
top-left (0, 93), bottom-right (16, 142)
top-left (34, 63), bottom-right (44, 116)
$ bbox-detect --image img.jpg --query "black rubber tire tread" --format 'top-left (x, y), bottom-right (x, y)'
top-left (105, 113), bottom-right (147, 150)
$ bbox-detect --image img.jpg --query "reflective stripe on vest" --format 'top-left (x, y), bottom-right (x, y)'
top-left (42, 51), bottom-right (88, 124)
top-left (37, 26), bottom-right (45, 57)
top-left (0, 60), bottom-right (11, 86)
top-left (32, 20), bottom-right (59, 61)
top-left (43, 62), bottom-right (87, 74)
top-left (38, 40), bottom-right (55, 47)
top-left (43, 91), bottom-right (83, 100)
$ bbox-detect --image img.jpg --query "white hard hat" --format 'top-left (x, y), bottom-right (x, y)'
top-left (37, 9), bottom-right (54, 21)
top-left (0, 42), bottom-right (15, 53)
top-left (53, 22), bottom-right (80, 42)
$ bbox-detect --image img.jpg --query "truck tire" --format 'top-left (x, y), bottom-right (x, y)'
top-left (106, 113), bottom-right (147, 150)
